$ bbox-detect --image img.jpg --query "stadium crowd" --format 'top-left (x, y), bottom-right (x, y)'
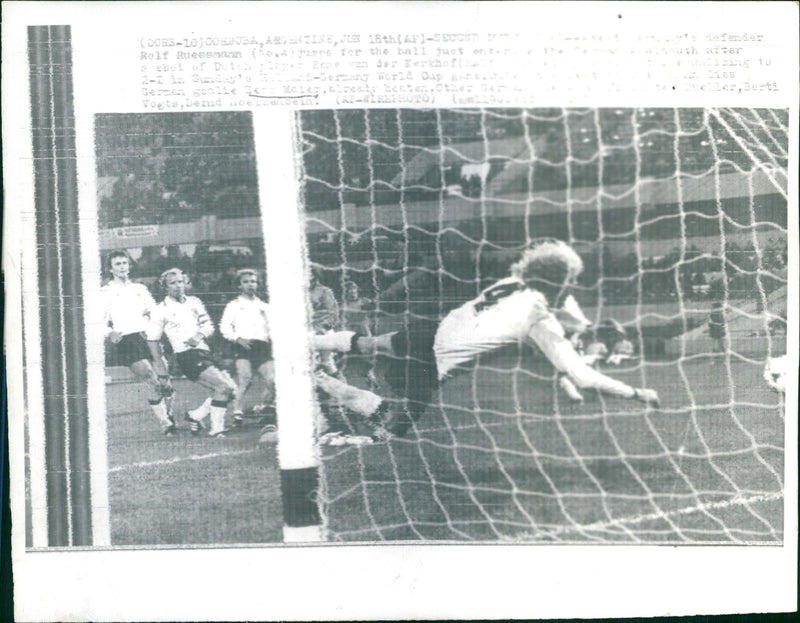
top-left (96, 112), bottom-right (259, 229)
top-left (97, 109), bottom-right (788, 227)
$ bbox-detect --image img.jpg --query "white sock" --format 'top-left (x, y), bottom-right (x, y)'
top-left (188, 397), bottom-right (212, 421)
top-left (209, 403), bottom-right (227, 435)
top-left (311, 331), bottom-right (356, 353)
top-left (149, 399), bottom-right (172, 426)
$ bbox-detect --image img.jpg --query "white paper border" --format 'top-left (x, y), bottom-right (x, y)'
top-left (3, 2), bottom-right (797, 620)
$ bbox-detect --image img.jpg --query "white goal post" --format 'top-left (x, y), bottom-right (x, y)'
top-left (252, 110), bottom-right (325, 542)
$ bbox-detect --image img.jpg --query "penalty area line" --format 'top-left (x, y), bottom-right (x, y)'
top-left (109, 448), bottom-right (260, 473)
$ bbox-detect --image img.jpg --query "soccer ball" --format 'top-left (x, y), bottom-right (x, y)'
top-left (763, 355), bottom-right (788, 393)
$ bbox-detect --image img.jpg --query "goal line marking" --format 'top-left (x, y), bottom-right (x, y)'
top-left (109, 448), bottom-right (260, 473)
top-left (530, 491), bottom-right (783, 539)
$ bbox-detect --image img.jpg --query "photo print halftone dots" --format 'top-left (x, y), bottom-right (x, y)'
top-left (298, 107), bottom-right (788, 543)
top-left (92, 112), bottom-right (287, 545)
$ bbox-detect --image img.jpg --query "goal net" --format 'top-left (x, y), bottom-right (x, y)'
top-left (297, 107), bottom-right (788, 543)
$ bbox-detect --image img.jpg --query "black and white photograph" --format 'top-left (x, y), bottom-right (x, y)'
top-left (3, 2), bottom-right (797, 620)
top-left (298, 107), bottom-right (788, 542)
top-left (92, 112), bottom-right (283, 545)
top-left (19, 106), bottom-right (790, 548)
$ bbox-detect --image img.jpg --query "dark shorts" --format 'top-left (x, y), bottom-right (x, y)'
top-left (107, 332), bottom-right (151, 368)
top-left (233, 339), bottom-right (273, 369)
top-left (382, 317), bottom-right (440, 410)
top-left (176, 348), bottom-right (215, 381)
top-left (709, 325), bottom-right (726, 340)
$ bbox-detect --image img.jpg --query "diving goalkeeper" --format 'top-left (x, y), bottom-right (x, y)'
top-left (313, 239), bottom-right (660, 438)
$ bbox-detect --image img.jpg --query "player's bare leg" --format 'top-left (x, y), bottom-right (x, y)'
top-left (251, 360), bottom-right (278, 440)
top-left (313, 370), bottom-right (389, 443)
top-left (311, 330), bottom-right (394, 356)
top-left (254, 359), bottom-right (276, 410)
top-left (314, 370), bottom-right (382, 416)
top-left (311, 330), bottom-right (431, 440)
top-left (312, 329), bottom-right (343, 377)
top-left (156, 355), bottom-right (175, 418)
top-left (130, 358), bottom-right (175, 435)
top-left (188, 366), bottom-right (237, 437)
top-left (232, 358), bottom-right (254, 423)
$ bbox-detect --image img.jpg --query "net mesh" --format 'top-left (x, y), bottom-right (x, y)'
top-left (297, 107), bottom-right (788, 543)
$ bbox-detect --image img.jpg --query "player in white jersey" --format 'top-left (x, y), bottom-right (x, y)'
top-left (313, 239), bottom-right (660, 438)
top-left (147, 268), bottom-right (237, 437)
top-left (220, 269), bottom-right (276, 425)
top-left (102, 250), bottom-right (175, 436)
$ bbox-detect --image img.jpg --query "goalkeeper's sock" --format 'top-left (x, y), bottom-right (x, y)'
top-left (311, 331), bottom-right (356, 353)
top-left (208, 399), bottom-right (229, 436)
top-left (187, 397), bottom-right (212, 422)
top-left (148, 398), bottom-right (172, 426)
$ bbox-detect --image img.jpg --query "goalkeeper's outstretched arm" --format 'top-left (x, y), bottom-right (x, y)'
top-left (528, 318), bottom-right (659, 405)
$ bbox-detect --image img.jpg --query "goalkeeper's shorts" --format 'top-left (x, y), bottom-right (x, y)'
top-left (382, 318), bottom-right (440, 423)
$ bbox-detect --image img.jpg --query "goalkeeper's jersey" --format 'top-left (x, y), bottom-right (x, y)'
top-left (433, 277), bottom-right (562, 379)
top-left (433, 277), bottom-right (634, 398)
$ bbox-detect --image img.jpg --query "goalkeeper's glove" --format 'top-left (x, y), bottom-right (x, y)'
top-left (559, 375), bottom-right (584, 403)
top-left (632, 387), bottom-right (659, 406)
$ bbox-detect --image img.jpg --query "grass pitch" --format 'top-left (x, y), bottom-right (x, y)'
top-left (106, 348), bottom-right (784, 546)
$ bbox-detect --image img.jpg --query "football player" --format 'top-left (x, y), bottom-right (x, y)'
top-left (102, 250), bottom-right (175, 436)
top-left (340, 280), bottom-right (379, 387)
top-left (309, 268), bottom-right (340, 333)
top-left (220, 269), bottom-right (276, 424)
top-left (708, 301), bottom-right (727, 356)
top-left (341, 280), bottom-right (375, 336)
top-left (308, 268), bottom-right (341, 375)
top-left (147, 268), bottom-right (237, 438)
top-left (313, 239), bottom-right (660, 438)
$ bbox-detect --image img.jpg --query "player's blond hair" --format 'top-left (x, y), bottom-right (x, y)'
top-left (159, 267), bottom-right (187, 289)
top-left (510, 239), bottom-right (584, 285)
top-left (236, 268), bottom-right (258, 284)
